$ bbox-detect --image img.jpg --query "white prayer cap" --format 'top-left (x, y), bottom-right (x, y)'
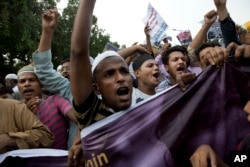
top-left (5, 73), bottom-right (17, 80)
top-left (89, 56), bottom-right (94, 65)
top-left (91, 50), bottom-right (123, 73)
top-left (57, 65), bottom-right (62, 72)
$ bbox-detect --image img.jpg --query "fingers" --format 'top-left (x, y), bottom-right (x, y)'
top-left (26, 97), bottom-right (41, 110)
top-left (208, 150), bottom-right (218, 167)
top-left (244, 100), bottom-right (250, 114)
top-left (227, 43), bottom-right (250, 60)
top-left (234, 45), bottom-right (244, 60)
top-left (68, 148), bottom-right (74, 167)
top-left (190, 149), bottom-right (209, 167)
top-left (190, 145), bottom-right (218, 167)
top-left (68, 145), bottom-right (82, 167)
top-left (227, 42), bottom-right (240, 60)
top-left (205, 10), bottom-right (217, 19)
top-left (202, 46), bottom-right (229, 68)
top-left (176, 73), bottom-right (196, 91)
top-left (131, 42), bottom-right (138, 46)
top-left (176, 74), bottom-right (186, 91)
top-left (214, 46), bottom-right (228, 66)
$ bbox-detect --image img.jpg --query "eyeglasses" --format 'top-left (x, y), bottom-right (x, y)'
top-left (61, 66), bottom-right (70, 72)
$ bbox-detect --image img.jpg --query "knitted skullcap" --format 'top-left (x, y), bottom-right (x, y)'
top-left (132, 54), bottom-right (154, 71)
top-left (17, 64), bottom-right (34, 76)
top-left (91, 50), bottom-right (123, 73)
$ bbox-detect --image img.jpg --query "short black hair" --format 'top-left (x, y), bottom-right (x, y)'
top-left (132, 53), bottom-right (154, 71)
top-left (161, 45), bottom-right (188, 65)
top-left (61, 58), bottom-right (70, 65)
top-left (0, 86), bottom-right (13, 95)
top-left (195, 42), bottom-right (221, 61)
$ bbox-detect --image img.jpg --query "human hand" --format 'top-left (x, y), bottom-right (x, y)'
top-left (227, 42), bottom-right (250, 60)
top-left (26, 96), bottom-right (42, 114)
top-left (243, 100), bottom-right (250, 122)
top-left (190, 144), bottom-right (228, 167)
top-left (0, 134), bottom-right (13, 149)
top-left (134, 45), bottom-right (151, 55)
top-left (144, 23), bottom-right (151, 38)
top-left (175, 72), bottom-right (196, 91)
top-left (42, 8), bottom-right (59, 33)
top-left (131, 42), bottom-right (138, 46)
top-left (68, 135), bottom-right (84, 167)
top-left (204, 10), bottom-right (218, 27)
top-left (200, 46), bottom-right (229, 69)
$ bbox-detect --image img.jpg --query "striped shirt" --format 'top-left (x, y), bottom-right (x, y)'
top-left (73, 91), bottom-right (114, 130)
top-left (37, 95), bottom-right (73, 150)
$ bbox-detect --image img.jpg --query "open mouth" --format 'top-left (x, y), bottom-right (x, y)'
top-left (152, 72), bottom-right (160, 79)
top-left (117, 87), bottom-right (129, 96)
top-left (63, 75), bottom-right (69, 79)
top-left (177, 66), bottom-right (185, 72)
top-left (23, 88), bottom-right (34, 95)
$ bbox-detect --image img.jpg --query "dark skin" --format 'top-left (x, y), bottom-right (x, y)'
top-left (93, 57), bottom-right (132, 112)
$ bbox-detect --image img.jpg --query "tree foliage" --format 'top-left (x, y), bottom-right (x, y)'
top-left (0, 0), bottom-right (121, 77)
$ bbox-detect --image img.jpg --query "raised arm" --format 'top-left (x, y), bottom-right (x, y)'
top-left (188, 10), bottom-right (217, 64)
top-left (214, 0), bottom-right (241, 46)
top-left (213, 0), bottom-right (227, 21)
top-left (189, 10), bottom-right (217, 50)
top-left (144, 24), bottom-right (153, 54)
top-left (118, 45), bottom-right (150, 60)
top-left (32, 9), bottom-right (71, 100)
top-left (38, 9), bottom-right (58, 52)
top-left (70, 0), bottom-right (96, 105)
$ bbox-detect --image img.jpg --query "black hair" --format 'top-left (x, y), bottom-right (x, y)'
top-left (132, 53), bottom-right (154, 71)
top-left (0, 86), bottom-right (13, 95)
top-left (61, 58), bottom-right (70, 65)
top-left (195, 42), bottom-right (221, 61)
top-left (161, 45), bottom-right (188, 65)
top-left (0, 76), bottom-right (5, 86)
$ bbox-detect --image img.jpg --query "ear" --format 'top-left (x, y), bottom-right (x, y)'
top-left (92, 83), bottom-right (100, 95)
top-left (134, 70), bottom-right (140, 78)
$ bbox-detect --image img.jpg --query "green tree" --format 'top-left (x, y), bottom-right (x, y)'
top-left (0, 0), bottom-right (56, 76)
top-left (59, 0), bottom-right (120, 59)
top-left (0, 0), bottom-right (122, 77)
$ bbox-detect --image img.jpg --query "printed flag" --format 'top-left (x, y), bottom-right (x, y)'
top-left (176, 30), bottom-right (192, 46)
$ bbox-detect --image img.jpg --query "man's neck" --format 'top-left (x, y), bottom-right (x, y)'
top-left (137, 84), bottom-right (156, 95)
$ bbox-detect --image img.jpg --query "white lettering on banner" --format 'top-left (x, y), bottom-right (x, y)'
top-left (143, 3), bottom-right (168, 42)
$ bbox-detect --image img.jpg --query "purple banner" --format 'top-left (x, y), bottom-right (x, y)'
top-left (0, 149), bottom-right (68, 167)
top-left (81, 63), bottom-right (250, 167)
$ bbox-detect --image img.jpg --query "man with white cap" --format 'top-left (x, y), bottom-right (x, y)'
top-left (68, 0), bottom-right (135, 165)
top-left (5, 73), bottom-right (18, 93)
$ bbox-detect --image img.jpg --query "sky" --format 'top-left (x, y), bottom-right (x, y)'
top-left (57, 0), bottom-right (250, 46)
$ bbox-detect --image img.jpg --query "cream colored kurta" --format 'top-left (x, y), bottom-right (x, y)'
top-left (0, 99), bottom-right (54, 153)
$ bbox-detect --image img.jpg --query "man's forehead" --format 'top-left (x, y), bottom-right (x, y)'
top-left (62, 62), bottom-right (70, 66)
top-left (169, 51), bottom-right (185, 57)
top-left (18, 72), bottom-right (36, 79)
